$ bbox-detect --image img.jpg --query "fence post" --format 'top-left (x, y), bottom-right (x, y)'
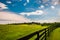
top-left (36, 32), bottom-right (39, 40)
top-left (45, 29), bottom-right (47, 40)
top-left (48, 28), bottom-right (50, 36)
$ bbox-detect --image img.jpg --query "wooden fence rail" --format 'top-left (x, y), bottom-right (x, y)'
top-left (18, 26), bottom-right (57, 40)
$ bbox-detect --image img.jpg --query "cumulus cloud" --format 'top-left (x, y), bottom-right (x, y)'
top-left (24, 3), bottom-right (27, 6)
top-left (0, 11), bottom-right (60, 24)
top-left (39, 5), bottom-right (45, 9)
top-left (51, 6), bottom-right (55, 9)
top-left (6, 1), bottom-right (12, 4)
top-left (27, 0), bottom-right (29, 3)
top-left (20, 10), bottom-right (44, 16)
top-left (51, 0), bottom-right (60, 5)
top-left (42, 0), bottom-right (49, 3)
top-left (0, 11), bottom-right (30, 24)
top-left (23, 0), bottom-right (29, 6)
top-left (0, 2), bottom-right (8, 10)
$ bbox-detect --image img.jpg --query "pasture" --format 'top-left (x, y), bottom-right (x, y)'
top-left (0, 24), bottom-right (48, 40)
top-left (0, 23), bottom-right (60, 40)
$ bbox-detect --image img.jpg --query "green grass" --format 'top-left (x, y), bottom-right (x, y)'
top-left (0, 24), bottom-right (48, 40)
top-left (48, 27), bottom-right (60, 40)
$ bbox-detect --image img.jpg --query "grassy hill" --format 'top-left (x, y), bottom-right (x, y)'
top-left (0, 24), bottom-right (48, 40)
top-left (0, 22), bottom-right (60, 40)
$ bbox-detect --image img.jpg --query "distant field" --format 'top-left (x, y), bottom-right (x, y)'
top-left (0, 24), bottom-right (48, 40)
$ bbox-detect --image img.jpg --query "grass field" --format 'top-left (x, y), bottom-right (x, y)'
top-left (48, 27), bottom-right (60, 40)
top-left (0, 24), bottom-right (48, 40)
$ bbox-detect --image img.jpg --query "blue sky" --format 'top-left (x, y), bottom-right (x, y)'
top-left (0, 0), bottom-right (60, 24)
top-left (0, 0), bottom-right (51, 13)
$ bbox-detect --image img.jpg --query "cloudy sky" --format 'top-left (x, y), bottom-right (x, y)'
top-left (0, 0), bottom-right (60, 24)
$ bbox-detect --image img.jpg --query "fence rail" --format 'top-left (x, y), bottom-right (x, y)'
top-left (18, 26), bottom-right (57, 40)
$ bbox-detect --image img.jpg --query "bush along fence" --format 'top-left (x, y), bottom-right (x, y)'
top-left (18, 26), bottom-right (58, 40)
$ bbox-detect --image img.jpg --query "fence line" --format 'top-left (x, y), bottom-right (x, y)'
top-left (18, 26), bottom-right (57, 40)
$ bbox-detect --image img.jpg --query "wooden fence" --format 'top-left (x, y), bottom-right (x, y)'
top-left (18, 26), bottom-right (57, 40)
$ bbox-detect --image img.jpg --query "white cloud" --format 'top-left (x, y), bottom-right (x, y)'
top-left (0, 11), bottom-right (60, 24)
top-left (51, 0), bottom-right (60, 5)
top-left (54, 2), bottom-right (58, 5)
top-left (0, 11), bottom-right (30, 24)
top-left (39, 5), bottom-right (45, 9)
top-left (42, 0), bottom-right (49, 3)
top-left (6, 1), bottom-right (12, 4)
top-left (27, 0), bottom-right (29, 3)
top-left (24, 3), bottom-right (27, 6)
top-left (51, 6), bottom-right (55, 9)
top-left (0, 2), bottom-right (8, 10)
top-left (24, 0), bottom-right (30, 6)
top-left (20, 10), bottom-right (44, 16)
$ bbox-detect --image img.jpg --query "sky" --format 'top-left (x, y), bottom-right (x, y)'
top-left (0, 0), bottom-right (60, 24)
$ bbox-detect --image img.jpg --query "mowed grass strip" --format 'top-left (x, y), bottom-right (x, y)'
top-left (48, 27), bottom-right (60, 40)
top-left (0, 24), bottom-right (48, 40)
